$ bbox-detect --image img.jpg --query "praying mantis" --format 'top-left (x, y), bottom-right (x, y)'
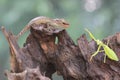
top-left (85, 28), bottom-right (119, 63)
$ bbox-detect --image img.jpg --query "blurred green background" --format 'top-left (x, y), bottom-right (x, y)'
top-left (0, 0), bottom-right (120, 80)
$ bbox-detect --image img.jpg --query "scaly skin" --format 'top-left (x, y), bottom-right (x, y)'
top-left (16, 16), bottom-right (69, 39)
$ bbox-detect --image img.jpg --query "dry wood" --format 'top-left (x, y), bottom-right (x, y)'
top-left (1, 21), bottom-right (120, 80)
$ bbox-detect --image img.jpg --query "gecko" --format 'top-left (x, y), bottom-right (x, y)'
top-left (16, 16), bottom-right (69, 39)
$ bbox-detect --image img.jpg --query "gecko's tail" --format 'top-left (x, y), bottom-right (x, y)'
top-left (16, 25), bottom-right (30, 39)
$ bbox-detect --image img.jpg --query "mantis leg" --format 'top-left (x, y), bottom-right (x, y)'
top-left (107, 39), bottom-right (109, 46)
top-left (98, 50), bottom-right (107, 63)
top-left (99, 50), bottom-right (104, 52)
top-left (90, 45), bottom-right (102, 61)
top-left (104, 54), bottom-right (107, 63)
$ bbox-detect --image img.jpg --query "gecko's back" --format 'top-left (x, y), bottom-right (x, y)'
top-left (28, 16), bottom-right (52, 26)
top-left (16, 16), bottom-right (69, 39)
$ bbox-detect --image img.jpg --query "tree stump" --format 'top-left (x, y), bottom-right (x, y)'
top-left (1, 20), bottom-right (120, 80)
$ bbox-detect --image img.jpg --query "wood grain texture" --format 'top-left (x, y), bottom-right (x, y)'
top-left (2, 19), bottom-right (120, 80)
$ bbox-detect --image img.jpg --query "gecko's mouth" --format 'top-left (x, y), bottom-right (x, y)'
top-left (63, 22), bottom-right (69, 26)
top-left (62, 22), bottom-right (69, 28)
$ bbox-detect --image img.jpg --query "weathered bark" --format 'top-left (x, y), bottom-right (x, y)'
top-left (1, 24), bottom-right (120, 80)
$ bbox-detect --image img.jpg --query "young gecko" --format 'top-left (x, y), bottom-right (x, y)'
top-left (16, 16), bottom-right (69, 39)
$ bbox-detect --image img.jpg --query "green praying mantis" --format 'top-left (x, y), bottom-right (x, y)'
top-left (85, 28), bottom-right (119, 63)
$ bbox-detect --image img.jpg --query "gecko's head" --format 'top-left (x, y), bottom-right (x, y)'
top-left (53, 18), bottom-right (69, 28)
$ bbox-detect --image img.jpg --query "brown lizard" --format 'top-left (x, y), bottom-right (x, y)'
top-left (16, 16), bottom-right (69, 39)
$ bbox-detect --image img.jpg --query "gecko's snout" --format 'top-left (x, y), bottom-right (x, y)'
top-left (54, 18), bottom-right (70, 28)
top-left (62, 22), bottom-right (69, 28)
